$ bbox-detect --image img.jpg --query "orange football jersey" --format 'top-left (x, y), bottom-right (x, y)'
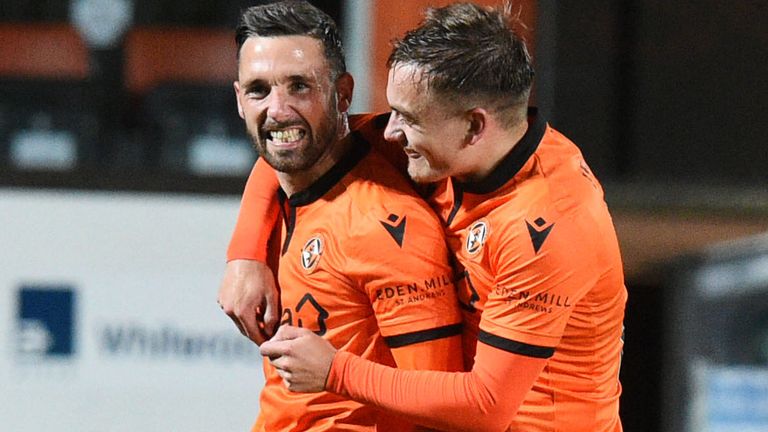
top-left (254, 133), bottom-right (463, 432)
top-left (230, 113), bottom-right (626, 432)
top-left (427, 114), bottom-right (626, 431)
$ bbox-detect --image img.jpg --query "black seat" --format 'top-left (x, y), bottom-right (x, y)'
top-left (139, 83), bottom-right (255, 176)
top-left (0, 78), bottom-right (101, 171)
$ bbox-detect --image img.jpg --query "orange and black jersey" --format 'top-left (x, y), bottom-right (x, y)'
top-left (254, 133), bottom-right (463, 432)
top-left (326, 113), bottom-right (626, 431)
top-left (424, 113), bottom-right (627, 430)
top-left (230, 113), bottom-right (626, 432)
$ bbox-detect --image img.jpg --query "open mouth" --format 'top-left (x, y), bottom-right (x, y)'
top-left (266, 127), bottom-right (306, 147)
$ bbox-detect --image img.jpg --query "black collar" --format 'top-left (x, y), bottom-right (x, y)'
top-left (458, 109), bottom-right (546, 195)
top-left (279, 132), bottom-right (371, 207)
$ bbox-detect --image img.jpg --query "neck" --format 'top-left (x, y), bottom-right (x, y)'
top-left (277, 124), bottom-right (352, 197)
top-left (458, 119), bottom-right (528, 183)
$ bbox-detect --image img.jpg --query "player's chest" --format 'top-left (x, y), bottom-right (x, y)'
top-left (276, 216), bottom-right (370, 335)
top-left (445, 216), bottom-right (496, 312)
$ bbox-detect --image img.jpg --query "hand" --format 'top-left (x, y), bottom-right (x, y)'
top-left (217, 259), bottom-right (279, 345)
top-left (260, 325), bottom-right (337, 393)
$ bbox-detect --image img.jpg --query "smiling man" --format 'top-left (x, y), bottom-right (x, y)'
top-left (223, 2), bottom-right (627, 431)
top-left (229, 2), bottom-right (463, 431)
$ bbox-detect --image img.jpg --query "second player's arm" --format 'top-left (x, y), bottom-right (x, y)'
top-left (324, 212), bottom-right (603, 431)
top-left (218, 157), bottom-right (282, 344)
top-left (220, 114), bottom-right (401, 343)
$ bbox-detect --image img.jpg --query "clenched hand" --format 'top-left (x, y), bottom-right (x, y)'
top-left (260, 325), bottom-right (337, 393)
top-left (218, 259), bottom-right (280, 345)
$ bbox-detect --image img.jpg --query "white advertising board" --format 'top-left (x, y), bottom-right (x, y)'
top-left (0, 188), bottom-right (264, 431)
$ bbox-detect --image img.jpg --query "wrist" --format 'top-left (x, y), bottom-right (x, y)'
top-left (325, 350), bottom-right (350, 394)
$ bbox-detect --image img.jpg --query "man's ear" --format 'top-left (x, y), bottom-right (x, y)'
top-left (335, 72), bottom-right (354, 113)
top-left (465, 107), bottom-right (488, 146)
top-left (233, 81), bottom-right (244, 119)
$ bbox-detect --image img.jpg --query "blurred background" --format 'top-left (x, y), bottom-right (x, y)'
top-left (0, 0), bottom-right (766, 431)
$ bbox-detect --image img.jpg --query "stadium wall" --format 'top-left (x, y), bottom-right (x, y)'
top-left (0, 189), bottom-right (264, 431)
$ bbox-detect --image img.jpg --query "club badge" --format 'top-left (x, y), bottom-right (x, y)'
top-left (466, 220), bottom-right (488, 256)
top-left (301, 236), bottom-right (323, 273)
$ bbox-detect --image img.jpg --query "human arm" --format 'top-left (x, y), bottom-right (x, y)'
top-left (262, 195), bottom-right (607, 430)
top-left (219, 114), bottom-right (395, 343)
top-left (217, 158), bottom-right (281, 344)
top-left (218, 259), bottom-right (278, 344)
top-left (331, 189), bottom-right (615, 431)
top-left (226, 158), bottom-right (280, 262)
top-left (331, 340), bottom-right (547, 432)
top-left (261, 327), bottom-right (545, 432)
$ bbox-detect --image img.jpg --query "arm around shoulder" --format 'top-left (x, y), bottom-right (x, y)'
top-left (227, 157), bottom-right (281, 262)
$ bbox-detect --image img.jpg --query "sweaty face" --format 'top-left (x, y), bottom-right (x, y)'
top-left (383, 64), bottom-right (470, 184)
top-left (235, 35), bottom-right (340, 173)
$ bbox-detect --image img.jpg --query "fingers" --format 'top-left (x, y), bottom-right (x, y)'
top-left (276, 370), bottom-right (297, 392)
top-left (231, 315), bottom-right (249, 339)
top-left (261, 291), bottom-right (280, 339)
top-left (271, 361), bottom-right (306, 393)
top-left (259, 339), bottom-right (285, 360)
top-left (260, 327), bottom-right (335, 394)
top-left (271, 325), bottom-right (307, 342)
top-left (222, 301), bottom-right (267, 345)
top-left (218, 298), bottom-right (249, 337)
top-left (251, 321), bottom-right (271, 346)
top-left (250, 301), bottom-right (281, 345)
top-left (259, 326), bottom-right (303, 358)
top-left (217, 259), bottom-right (281, 345)
top-left (237, 303), bottom-right (261, 344)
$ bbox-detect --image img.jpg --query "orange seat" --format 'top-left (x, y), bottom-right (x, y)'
top-left (123, 26), bottom-right (238, 95)
top-left (0, 23), bottom-right (90, 79)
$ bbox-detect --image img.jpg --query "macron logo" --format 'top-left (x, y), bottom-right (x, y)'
top-left (380, 213), bottom-right (406, 247)
top-left (526, 217), bottom-right (554, 254)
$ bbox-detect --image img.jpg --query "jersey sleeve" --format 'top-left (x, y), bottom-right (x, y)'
top-left (327, 339), bottom-right (547, 431)
top-left (478, 208), bottom-right (600, 351)
top-left (226, 157), bottom-right (281, 262)
top-left (344, 191), bottom-right (464, 373)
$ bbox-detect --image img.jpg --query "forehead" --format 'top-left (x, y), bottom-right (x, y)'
top-left (387, 64), bottom-right (426, 106)
top-left (388, 64), bottom-right (452, 118)
top-left (238, 35), bottom-right (328, 81)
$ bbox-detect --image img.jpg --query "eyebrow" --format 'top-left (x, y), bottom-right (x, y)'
top-left (242, 73), bottom-right (317, 91)
top-left (286, 73), bottom-right (314, 83)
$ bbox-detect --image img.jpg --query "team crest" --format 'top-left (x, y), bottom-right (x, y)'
top-left (301, 236), bottom-right (323, 272)
top-left (466, 220), bottom-right (488, 256)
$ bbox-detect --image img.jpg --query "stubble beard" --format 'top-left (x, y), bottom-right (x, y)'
top-left (248, 109), bottom-right (339, 174)
top-left (407, 159), bottom-right (435, 184)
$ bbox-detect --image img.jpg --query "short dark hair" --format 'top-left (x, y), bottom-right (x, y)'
top-left (235, 1), bottom-right (346, 79)
top-left (388, 2), bottom-right (534, 125)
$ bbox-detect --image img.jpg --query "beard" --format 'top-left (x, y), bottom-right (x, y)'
top-left (248, 105), bottom-right (339, 174)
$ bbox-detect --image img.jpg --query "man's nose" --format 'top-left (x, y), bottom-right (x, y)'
top-left (383, 112), bottom-right (405, 145)
top-left (266, 88), bottom-right (291, 120)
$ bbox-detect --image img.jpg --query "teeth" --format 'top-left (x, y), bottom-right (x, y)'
top-left (270, 128), bottom-right (304, 143)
